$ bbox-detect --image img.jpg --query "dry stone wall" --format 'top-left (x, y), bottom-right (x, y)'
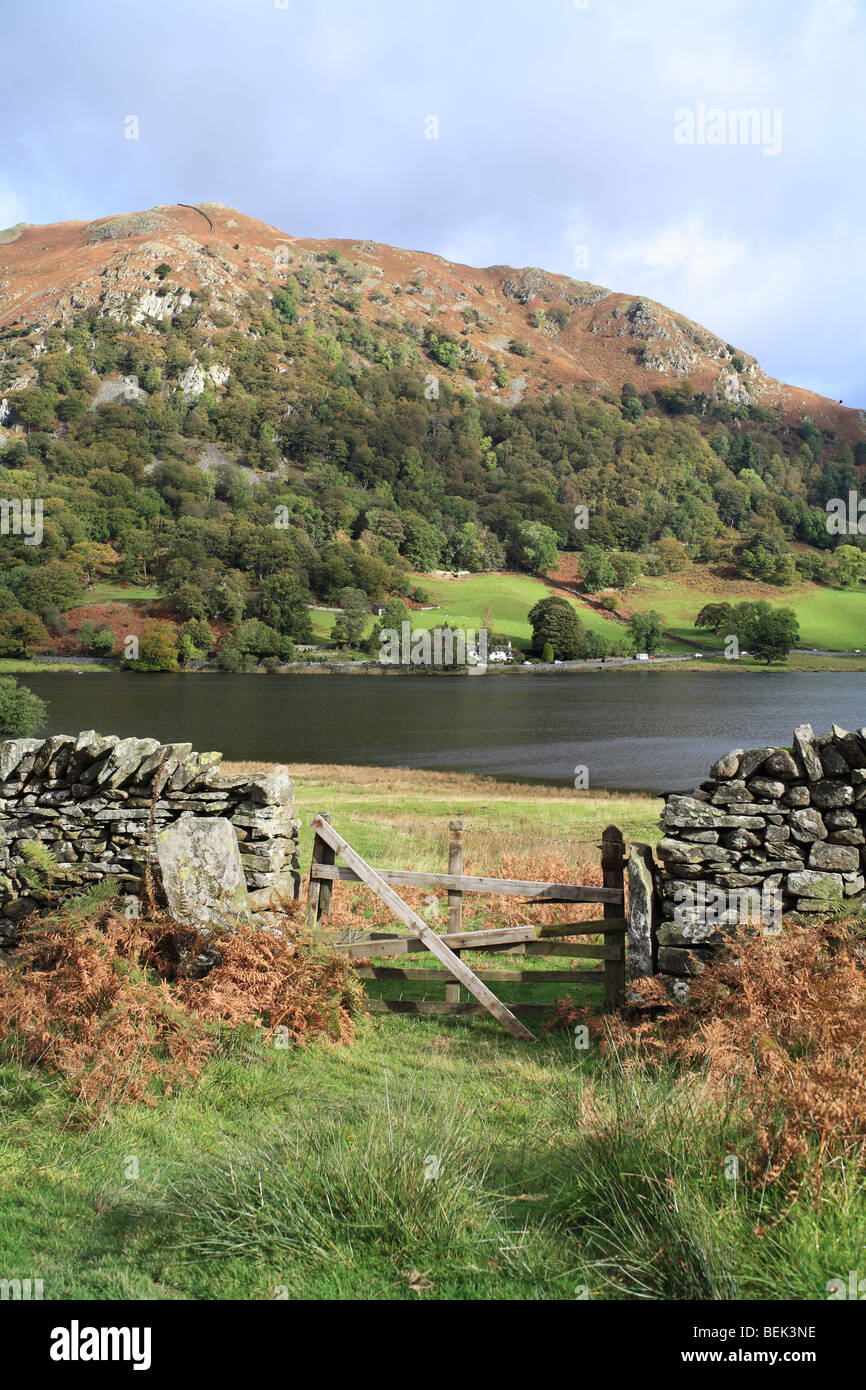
top-left (0, 732), bottom-right (299, 940)
top-left (654, 723), bottom-right (866, 987)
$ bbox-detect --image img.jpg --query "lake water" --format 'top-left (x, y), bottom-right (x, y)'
top-left (21, 669), bottom-right (866, 792)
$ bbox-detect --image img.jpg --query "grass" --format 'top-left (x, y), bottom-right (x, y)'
top-left (1, 766), bottom-right (862, 1301)
top-left (226, 761), bottom-right (665, 865)
top-left (83, 582), bottom-right (161, 603)
top-left (406, 571), bottom-right (623, 650)
top-left (309, 573), bottom-right (623, 652)
top-left (625, 571), bottom-right (866, 652)
top-left (2, 1017), bottom-right (860, 1300)
top-left (309, 565), bottom-right (866, 665)
top-left (0, 658), bottom-right (115, 673)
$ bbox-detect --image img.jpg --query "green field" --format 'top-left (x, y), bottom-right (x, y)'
top-left (83, 582), bottom-right (161, 603)
top-left (311, 574), bottom-right (623, 652)
top-left (5, 1011), bottom-right (860, 1302)
top-left (624, 574), bottom-right (866, 651)
top-left (310, 567), bottom-right (866, 661)
top-left (0, 659), bottom-right (115, 674)
top-left (406, 572), bottom-right (622, 649)
top-left (282, 762), bottom-right (663, 866)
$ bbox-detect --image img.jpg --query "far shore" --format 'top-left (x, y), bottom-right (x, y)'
top-left (4, 651), bottom-right (866, 677)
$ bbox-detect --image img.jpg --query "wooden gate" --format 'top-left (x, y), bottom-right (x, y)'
top-left (307, 815), bottom-right (627, 1041)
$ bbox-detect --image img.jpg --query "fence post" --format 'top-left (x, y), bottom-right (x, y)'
top-left (445, 819), bottom-right (464, 1004)
top-left (306, 811), bottom-right (334, 931)
top-left (601, 824), bottom-right (626, 1009)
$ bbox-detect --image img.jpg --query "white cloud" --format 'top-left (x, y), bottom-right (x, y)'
top-left (605, 218), bottom-right (746, 284)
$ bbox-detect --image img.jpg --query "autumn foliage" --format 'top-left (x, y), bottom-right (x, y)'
top-left (0, 897), bottom-right (363, 1112)
top-left (552, 917), bottom-right (866, 1184)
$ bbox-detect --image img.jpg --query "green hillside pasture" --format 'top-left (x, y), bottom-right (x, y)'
top-left (626, 575), bottom-right (866, 652)
top-left (310, 573), bottom-right (622, 653)
top-left (86, 583), bottom-right (161, 603)
top-left (405, 572), bottom-right (622, 651)
top-left (312, 567), bottom-right (865, 656)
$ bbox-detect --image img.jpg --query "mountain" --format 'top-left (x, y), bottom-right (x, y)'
top-left (0, 202), bottom-right (862, 442)
top-left (0, 201), bottom-right (863, 672)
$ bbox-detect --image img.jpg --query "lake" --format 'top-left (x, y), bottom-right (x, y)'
top-left (20, 669), bottom-right (866, 792)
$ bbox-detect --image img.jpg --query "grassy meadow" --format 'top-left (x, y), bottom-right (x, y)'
top-left (1, 764), bottom-right (864, 1302)
top-left (625, 572), bottom-right (866, 652)
top-left (310, 565), bottom-right (866, 664)
top-left (5, 1010), bottom-right (862, 1302)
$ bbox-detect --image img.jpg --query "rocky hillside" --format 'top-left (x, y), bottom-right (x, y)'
top-left (0, 201), bottom-right (861, 674)
top-left (0, 201), bottom-right (861, 443)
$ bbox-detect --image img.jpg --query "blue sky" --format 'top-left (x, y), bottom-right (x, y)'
top-left (2, 0), bottom-right (864, 405)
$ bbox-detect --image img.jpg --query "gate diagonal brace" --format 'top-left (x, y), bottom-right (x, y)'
top-left (310, 815), bottom-right (536, 1043)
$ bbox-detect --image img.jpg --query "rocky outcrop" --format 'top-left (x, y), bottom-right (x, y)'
top-left (0, 733), bottom-right (299, 942)
top-left (178, 362), bottom-right (230, 396)
top-left (89, 375), bottom-right (148, 409)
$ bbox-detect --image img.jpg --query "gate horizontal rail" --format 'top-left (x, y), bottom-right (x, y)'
top-left (308, 817), bottom-right (627, 1034)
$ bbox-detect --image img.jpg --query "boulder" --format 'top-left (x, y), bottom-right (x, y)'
top-left (155, 815), bottom-right (251, 934)
top-left (657, 946), bottom-right (711, 976)
top-left (738, 747), bottom-right (775, 779)
top-left (710, 750), bottom-right (743, 780)
top-left (820, 744), bottom-right (851, 777)
top-left (789, 808), bottom-right (828, 842)
top-left (808, 842), bottom-right (860, 873)
top-left (810, 780), bottom-right (855, 810)
top-left (711, 780), bottom-right (752, 804)
top-left (746, 777), bottom-right (786, 800)
top-left (0, 738), bottom-right (43, 781)
top-left (832, 725), bottom-right (866, 769)
top-left (782, 785), bottom-right (810, 807)
top-left (762, 750), bottom-right (799, 779)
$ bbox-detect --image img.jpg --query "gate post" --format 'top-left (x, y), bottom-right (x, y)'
top-left (306, 811), bottom-right (334, 930)
top-left (627, 842), bottom-right (659, 983)
top-left (601, 824), bottom-right (626, 1009)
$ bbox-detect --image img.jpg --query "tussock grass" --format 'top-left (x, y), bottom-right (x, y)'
top-left (3, 1005), bottom-right (864, 1299)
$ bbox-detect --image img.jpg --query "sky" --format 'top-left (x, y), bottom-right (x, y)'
top-left (2, 0), bottom-right (864, 405)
